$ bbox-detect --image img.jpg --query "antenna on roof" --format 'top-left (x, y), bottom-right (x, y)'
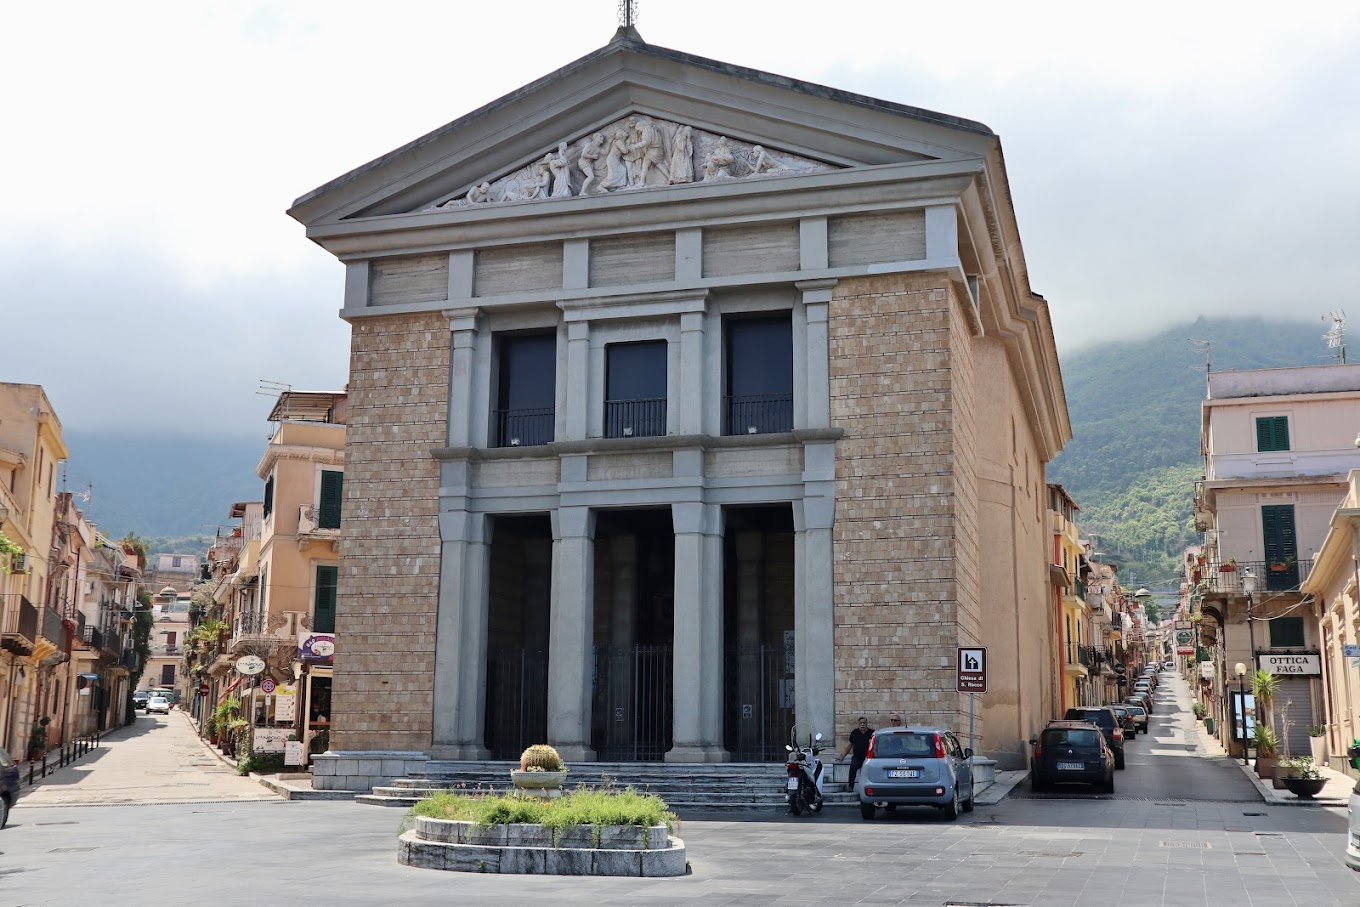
top-left (1188, 338), bottom-right (1211, 396)
top-left (1323, 309), bottom-right (1346, 364)
top-left (618, 0), bottom-right (638, 27)
top-left (258, 379), bottom-right (291, 398)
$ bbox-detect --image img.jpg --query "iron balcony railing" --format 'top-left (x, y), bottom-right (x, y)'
top-left (39, 606), bottom-right (64, 644)
top-left (299, 505), bottom-right (342, 534)
top-left (1200, 560), bottom-right (1303, 594)
top-left (604, 398), bottom-right (666, 439)
top-left (494, 407), bottom-right (555, 448)
top-left (121, 649), bottom-right (139, 671)
top-left (235, 610), bottom-right (269, 637)
top-left (1, 596), bottom-right (38, 645)
top-left (723, 393), bottom-right (793, 436)
top-left (1067, 644), bottom-right (1093, 668)
top-left (81, 625), bottom-right (103, 651)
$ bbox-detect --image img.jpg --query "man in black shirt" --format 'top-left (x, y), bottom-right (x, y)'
top-left (839, 716), bottom-right (874, 787)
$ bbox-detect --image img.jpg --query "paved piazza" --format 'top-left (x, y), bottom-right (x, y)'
top-left (3, 692), bottom-right (1359, 905)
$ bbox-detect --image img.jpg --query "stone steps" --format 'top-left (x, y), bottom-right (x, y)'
top-left (358, 760), bottom-right (861, 812)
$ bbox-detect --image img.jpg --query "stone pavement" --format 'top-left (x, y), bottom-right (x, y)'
top-left (16, 709), bottom-right (283, 807)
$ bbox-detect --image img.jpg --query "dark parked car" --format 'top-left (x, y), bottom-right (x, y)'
top-left (856, 726), bottom-right (975, 821)
top-left (1125, 692), bottom-right (1153, 715)
top-left (1063, 706), bottom-right (1125, 768)
top-left (133, 691), bottom-right (151, 710)
top-left (1030, 721), bottom-right (1115, 793)
top-left (0, 745), bottom-right (18, 829)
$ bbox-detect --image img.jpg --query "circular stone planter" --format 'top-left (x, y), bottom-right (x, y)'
top-left (398, 817), bottom-right (686, 876)
top-left (510, 769), bottom-right (567, 799)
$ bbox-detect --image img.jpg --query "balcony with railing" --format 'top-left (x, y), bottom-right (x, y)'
top-left (723, 394), bottom-right (793, 436)
top-left (38, 606), bottom-right (65, 646)
top-left (494, 407), bottom-right (555, 448)
top-left (0, 595), bottom-right (38, 654)
top-left (1200, 560), bottom-right (1303, 595)
top-left (604, 398), bottom-right (666, 439)
top-left (80, 624), bottom-right (103, 651)
top-left (1064, 642), bottom-right (1091, 676)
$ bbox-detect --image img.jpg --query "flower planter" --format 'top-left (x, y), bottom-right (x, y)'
top-left (510, 769), bottom-right (567, 799)
top-left (1255, 754), bottom-right (1277, 780)
top-left (399, 817), bottom-right (685, 876)
top-left (1281, 777), bottom-right (1326, 799)
top-left (1310, 736), bottom-right (1327, 765)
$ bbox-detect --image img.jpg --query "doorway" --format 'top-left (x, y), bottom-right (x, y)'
top-left (722, 504), bottom-right (795, 761)
top-left (484, 514), bottom-right (552, 759)
top-left (591, 508), bottom-right (674, 761)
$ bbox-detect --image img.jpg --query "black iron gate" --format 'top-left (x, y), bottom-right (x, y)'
top-left (591, 644), bottom-right (672, 761)
top-left (485, 648), bottom-right (548, 760)
top-left (723, 644), bottom-right (794, 761)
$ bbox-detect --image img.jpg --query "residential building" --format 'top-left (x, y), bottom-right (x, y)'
top-left (143, 553), bottom-right (202, 595)
top-left (1301, 469), bottom-right (1360, 777)
top-left (142, 586), bottom-right (190, 692)
top-left (196, 391), bottom-right (344, 756)
top-left (0, 383), bottom-right (70, 758)
top-left (1195, 364), bottom-right (1360, 759)
top-left (288, 28), bottom-right (1069, 789)
top-left (1048, 485), bottom-right (1088, 711)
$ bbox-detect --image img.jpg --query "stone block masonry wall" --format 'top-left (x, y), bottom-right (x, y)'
top-left (830, 272), bottom-right (976, 734)
top-left (337, 313), bottom-right (449, 752)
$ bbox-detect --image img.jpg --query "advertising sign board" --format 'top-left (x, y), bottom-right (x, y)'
top-left (1255, 653), bottom-right (1321, 676)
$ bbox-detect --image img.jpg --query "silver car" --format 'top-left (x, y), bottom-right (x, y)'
top-left (856, 726), bottom-right (975, 821)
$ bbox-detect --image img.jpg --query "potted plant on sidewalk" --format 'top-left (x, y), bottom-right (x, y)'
top-left (1279, 756), bottom-right (1325, 799)
top-left (1307, 724), bottom-right (1327, 765)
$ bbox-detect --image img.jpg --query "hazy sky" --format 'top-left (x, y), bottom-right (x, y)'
top-left (5, 2), bottom-right (1357, 438)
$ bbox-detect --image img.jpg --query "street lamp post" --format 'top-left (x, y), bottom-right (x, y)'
top-left (1235, 661), bottom-right (1248, 765)
top-left (1242, 569), bottom-right (1258, 672)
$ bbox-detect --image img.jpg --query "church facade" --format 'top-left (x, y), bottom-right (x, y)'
top-left (289, 28), bottom-right (1069, 788)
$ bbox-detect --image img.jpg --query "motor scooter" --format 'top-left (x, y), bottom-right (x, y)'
top-left (784, 731), bottom-right (826, 816)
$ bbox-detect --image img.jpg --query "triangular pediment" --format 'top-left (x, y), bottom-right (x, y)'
top-left (422, 115), bottom-right (838, 212)
top-left (290, 28), bottom-right (997, 228)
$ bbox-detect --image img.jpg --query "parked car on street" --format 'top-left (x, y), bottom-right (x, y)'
top-left (1111, 705), bottom-right (1136, 737)
top-left (1163, 661), bottom-right (1176, 671)
top-left (1126, 692), bottom-right (1153, 715)
top-left (1030, 720), bottom-right (1115, 793)
top-left (856, 726), bottom-right (975, 821)
top-left (132, 691), bottom-right (151, 710)
top-left (146, 696), bottom-right (170, 715)
top-left (1063, 706), bottom-right (1125, 768)
top-left (0, 745), bottom-right (18, 829)
top-left (1122, 703), bottom-right (1149, 733)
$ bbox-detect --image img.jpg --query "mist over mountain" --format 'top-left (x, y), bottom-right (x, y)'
top-left (1048, 315), bottom-right (1337, 588)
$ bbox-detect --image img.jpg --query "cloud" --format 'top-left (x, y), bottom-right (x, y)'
top-left (4, 0), bottom-right (1357, 438)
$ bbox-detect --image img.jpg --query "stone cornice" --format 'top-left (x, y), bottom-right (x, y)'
top-left (257, 445), bottom-right (345, 478)
top-left (431, 428), bottom-right (843, 462)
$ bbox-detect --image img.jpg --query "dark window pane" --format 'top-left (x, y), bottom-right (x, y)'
top-left (496, 333), bottom-right (556, 447)
top-left (725, 315), bottom-right (793, 434)
top-left (606, 341), bottom-right (667, 400)
top-left (605, 341), bottom-right (667, 438)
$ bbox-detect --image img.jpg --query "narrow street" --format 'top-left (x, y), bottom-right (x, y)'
top-left (15, 708), bottom-right (280, 807)
top-left (1013, 670), bottom-right (1262, 803)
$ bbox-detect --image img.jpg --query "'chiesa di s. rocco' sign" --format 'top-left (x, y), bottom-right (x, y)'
top-left (1255, 654), bottom-right (1321, 676)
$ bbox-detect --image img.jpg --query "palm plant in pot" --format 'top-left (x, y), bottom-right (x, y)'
top-left (1251, 670), bottom-right (1278, 778)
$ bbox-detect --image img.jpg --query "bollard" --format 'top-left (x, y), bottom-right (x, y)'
top-left (42, 752), bottom-right (48, 778)
top-left (28, 760), bottom-right (34, 785)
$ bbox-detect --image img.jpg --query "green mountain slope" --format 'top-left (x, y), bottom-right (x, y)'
top-left (1049, 315), bottom-right (1334, 587)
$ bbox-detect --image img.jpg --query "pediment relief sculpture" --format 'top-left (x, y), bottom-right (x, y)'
top-left (425, 115), bottom-right (837, 211)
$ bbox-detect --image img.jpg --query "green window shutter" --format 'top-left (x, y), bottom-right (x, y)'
top-left (319, 470), bottom-right (343, 529)
top-left (1255, 416), bottom-right (1290, 452)
top-left (263, 474), bottom-right (274, 518)
top-left (1269, 616), bottom-right (1305, 648)
top-left (1261, 504), bottom-right (1297, 563)
top-left (314, 565), bottom-right (338, 633)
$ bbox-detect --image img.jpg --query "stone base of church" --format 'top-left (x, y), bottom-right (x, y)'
top-left (311, 751), bottom-right (430, 792)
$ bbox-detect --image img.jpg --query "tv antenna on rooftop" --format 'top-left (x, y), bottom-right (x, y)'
top-left (1324, 310), bottom-right (1346, 364)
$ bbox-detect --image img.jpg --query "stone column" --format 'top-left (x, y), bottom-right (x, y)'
top-left (677, 310), bottom-right (705, 435)
top-left (431, 504), bottom-right (491, 759)
top-left (795, 280), bottom-right (835, 430)
top-left (445, 308), bottom-right (481, 447)
top-left (562, 320), bottom-right (591, 441)
top-left (794, 440), bottom-right (837, 742)
top-left (549, 506), bottom-right (596, 761)
top-left (668, 502), bottom-right (728, 762)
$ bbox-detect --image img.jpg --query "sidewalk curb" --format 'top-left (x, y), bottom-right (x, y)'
top-left (975, 770), bottom-right (1026, 805)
